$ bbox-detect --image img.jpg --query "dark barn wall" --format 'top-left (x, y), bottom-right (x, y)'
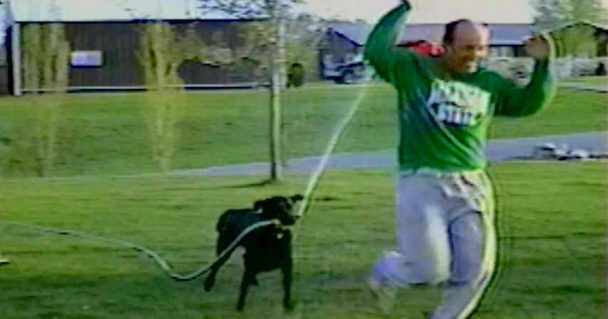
top-left (19, 20), bottom-right (259, 91)
top-left (0, 66), bottom-right (7, 95)
top-left (172, 21), bottom-right (260, 84)
top-left (4, 26), bottom-right (15, 95)
top-left (64, 22), bottom-right (141, 88)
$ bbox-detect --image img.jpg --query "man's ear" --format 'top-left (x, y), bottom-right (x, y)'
top-left (291, 194), bottom-right (304, 202)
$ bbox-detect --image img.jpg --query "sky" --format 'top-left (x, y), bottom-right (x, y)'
top-left (299, 0), bottom-right (608, 24)
top-left (2, 0), bottom-right (608, 25)
top-left (299, 0), bottom-right (535, 23)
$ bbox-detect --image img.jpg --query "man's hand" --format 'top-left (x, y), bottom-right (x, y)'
top-left (401, 0), bottom-right (413, 9)
top-left (524, 33), bottom-right (554, 60)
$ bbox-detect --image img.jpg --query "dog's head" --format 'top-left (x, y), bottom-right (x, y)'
top-left (253, 194), bottom-right (304, 226)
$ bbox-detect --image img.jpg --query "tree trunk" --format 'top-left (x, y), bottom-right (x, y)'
top-left (269, 0), bottom-right (285, 181)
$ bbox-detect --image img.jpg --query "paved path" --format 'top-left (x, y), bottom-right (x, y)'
top-left (560, 83), bottom-right (608, 93)
top-left (171, 131), bottom-right (607, 177)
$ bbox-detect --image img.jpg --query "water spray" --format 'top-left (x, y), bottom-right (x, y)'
top-left (297, 79), bottom-right (373, 218)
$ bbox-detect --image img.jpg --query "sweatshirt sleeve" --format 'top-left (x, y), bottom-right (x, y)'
top-left (494, 58), bottom-right (557, 117)
top-left (364, 1), bottom-right (420, 86)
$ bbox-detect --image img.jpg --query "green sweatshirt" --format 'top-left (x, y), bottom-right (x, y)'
top-left (365, 2), bottom-right (556, 172)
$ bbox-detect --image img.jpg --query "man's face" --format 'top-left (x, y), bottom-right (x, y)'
top-left (444, 22), bottom-right (489, 73)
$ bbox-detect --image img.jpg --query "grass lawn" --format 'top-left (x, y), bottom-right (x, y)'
top-left (0, 162), bottom-right (606, 319)
top-left (562, 76), bottom-right (608, 88)
top-left (0, 83), bottom-right (605, 177)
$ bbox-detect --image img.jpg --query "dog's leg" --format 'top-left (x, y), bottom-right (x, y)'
top-left (281, 256), bottom-right (294, 310)
top-left (250, 275), bottom-right (259, 286)
top-left (203, 268), bottom-right (218, 292)
top-left (204, 251), bottom-right (232, 291)
top-left (237, 270), bottom-right (254, 311)
top-left (204, 236), bottom-right (234, 292)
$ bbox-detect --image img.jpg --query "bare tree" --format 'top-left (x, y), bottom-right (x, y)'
top-left (200, 0), bottom-right (300, 181)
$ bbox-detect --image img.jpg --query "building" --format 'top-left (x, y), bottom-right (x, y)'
top-left (319, 21), bottom-right (370, 80)
top-left (547, 21), bottom-right (608, 57)
top-left (319, 21), bottom-right (537, 79)
top-left (1, 0), bottom-right (266, 96)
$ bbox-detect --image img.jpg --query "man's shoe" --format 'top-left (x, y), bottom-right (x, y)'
top-left (368, 277), bottom-right (396, 314)
top-left (0, 256), bottom-right (10, 266)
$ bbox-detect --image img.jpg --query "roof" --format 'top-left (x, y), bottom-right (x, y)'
top-left (326, 21), bottom-right (372, 46)
top-left (398, 24), bottom-right (444, 43)
top-left (399, 24), bottom-right (537, 45)
top-left (546, 20), bottom-right (608, 33)
top-left (4, 0), bottom-right (267, 23)
top-left (488, 24), bottom-right (538, 45)
top-left (328, 22), bottom-right (537, 47)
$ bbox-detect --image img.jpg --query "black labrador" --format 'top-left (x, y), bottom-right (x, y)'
top-left (204, 194), bottom-right (304, 311)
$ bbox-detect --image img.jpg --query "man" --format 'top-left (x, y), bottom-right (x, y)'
top-left (365, 1), bottom-right (555, 318)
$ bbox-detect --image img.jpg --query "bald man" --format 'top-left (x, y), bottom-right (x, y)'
top-left (365, 1), bottom-right (555, 318)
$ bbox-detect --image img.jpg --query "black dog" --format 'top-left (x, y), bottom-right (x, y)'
top-left (204, 194), bottom-right (304, 311)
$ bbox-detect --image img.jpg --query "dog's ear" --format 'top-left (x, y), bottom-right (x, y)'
top-left (253, 199), bottom-right (265, 211)
top-left (291, 194), bottom-right (304, 202)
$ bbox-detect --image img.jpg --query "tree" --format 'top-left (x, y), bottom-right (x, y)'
top-left (137, 23), bottom-right (185, 173)
top-left (533, 0), bottom-right (570, 29)
top-left (233, 12), bottom-right (322, 83)
top-left (533, 0), bottom-right (608, 57)
top-left (285, 13), bottom-right (324, 83)
top-left (200, 0), bottom-right (301, 181)
top-left (19, 23), bottom-right (70, 176)
top-left (137, 22), bottom-right (234, 173)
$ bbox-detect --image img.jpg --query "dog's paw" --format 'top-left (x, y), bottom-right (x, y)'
top-left (203, 277), bottom-right (215, 292)
top-left (283, 300), bottom-right (298, 312)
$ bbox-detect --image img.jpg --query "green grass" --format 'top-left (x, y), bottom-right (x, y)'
top-left (0, 162), bottom-right (606, 319)
top-left (0, 84), bottom-right (605, 177)
top-left (562, 76), bottom-right (608, 88)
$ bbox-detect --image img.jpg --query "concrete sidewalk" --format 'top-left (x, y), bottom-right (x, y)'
top-left (171, 131), bottom-right (607, 177)
top-left (560, 83), bottom-right (608, 93)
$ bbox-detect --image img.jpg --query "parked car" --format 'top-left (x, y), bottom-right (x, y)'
top-left (322, 55), bottom-right (368, 84)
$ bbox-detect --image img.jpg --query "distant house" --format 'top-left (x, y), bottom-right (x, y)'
top-left (1, 0), bottom-right (266, 96)
top-left (546, 21), bottom-right (608, 57)
top-left (319, 21), bottom-right (371, 79)
top-left (319, 21), bottom-right (537, 79)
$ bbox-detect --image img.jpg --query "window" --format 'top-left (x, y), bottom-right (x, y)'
top-left (490, 46), bottom-right (515, 58)
top-left (70, 51), bottom-right (103, 67)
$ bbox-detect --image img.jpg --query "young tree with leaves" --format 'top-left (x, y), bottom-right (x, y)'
top-left (137, 23), bottom-right (185, 173)
top-left (20, 24), bottom-right (70, 176)
top-left (533, 0), bottom-right (608, 57)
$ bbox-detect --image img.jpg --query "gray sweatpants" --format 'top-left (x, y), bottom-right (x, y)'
top-left (371, 169), bottom-right (496, 319)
